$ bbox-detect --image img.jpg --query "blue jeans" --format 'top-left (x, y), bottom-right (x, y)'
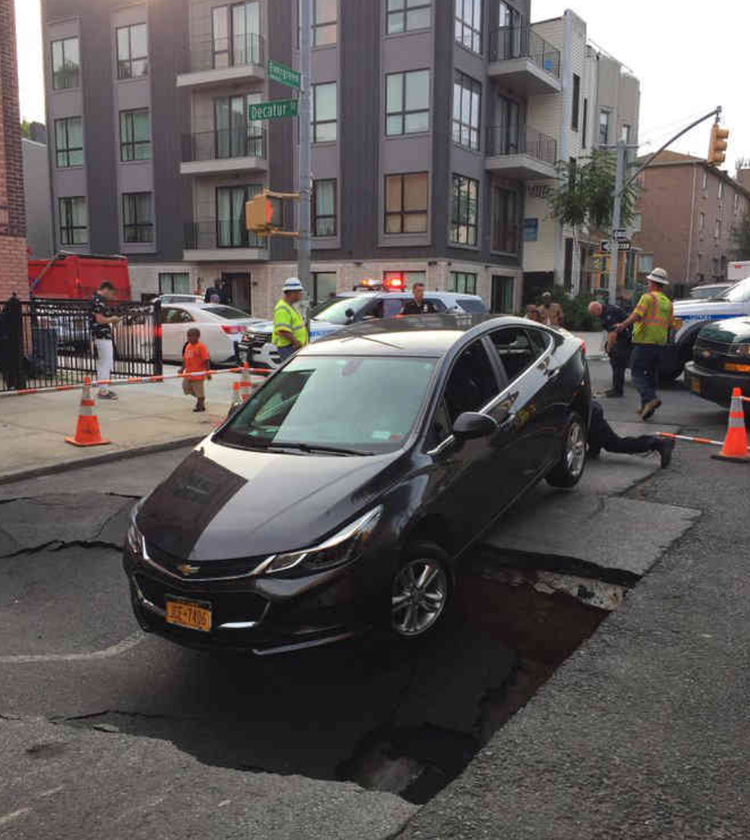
top-left (631, 344), bottom-right (662, 406)
top-left (277, 344), bottom-right (297, 363)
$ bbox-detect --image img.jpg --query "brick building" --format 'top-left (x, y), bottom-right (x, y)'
top-left (0, 0), bottom-right (27, 301)
top-left (633, 150), bottom-right (750, 297)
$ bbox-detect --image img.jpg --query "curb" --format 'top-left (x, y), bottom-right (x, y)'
top-left (0, 435), bottom-right (204, 487)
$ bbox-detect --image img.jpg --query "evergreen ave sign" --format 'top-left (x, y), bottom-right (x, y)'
top-left (248, 99), bottom-right (299, 121)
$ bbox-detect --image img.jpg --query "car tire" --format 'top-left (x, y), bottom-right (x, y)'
top-left (390, 541), bottom-right (452, 641)
top-left (546, 411), bottom-right (587, 489)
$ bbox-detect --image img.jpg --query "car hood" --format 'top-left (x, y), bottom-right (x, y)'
top-left (137, 439), bottom-right (407, 562)
top-left (673, 299), bottom-right (747, 318)
top-left (697, 317), bottom-right (750, 344)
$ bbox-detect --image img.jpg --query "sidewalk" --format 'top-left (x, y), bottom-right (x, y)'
top-left (575, 330), bottom-right (608, 360)
top-left (0, 370), bottom-right (246, 482)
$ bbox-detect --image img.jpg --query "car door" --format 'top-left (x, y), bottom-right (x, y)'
top-left (161, 306), bottom-right (194, 361)
top-left (422, 339), bottom-right (515, 552)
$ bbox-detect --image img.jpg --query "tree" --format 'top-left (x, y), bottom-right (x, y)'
top-left (547, 150), bottom-right (641, 230)
top-left (731, 214), bottom-right (750, 260)
top-left (20, 120), bottom-right (32, 139)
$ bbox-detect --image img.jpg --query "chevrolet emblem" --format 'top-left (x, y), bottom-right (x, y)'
top-left (701, 350), bottom-right (712, 358)
top-left (177, 563), bottom-right (200, 576)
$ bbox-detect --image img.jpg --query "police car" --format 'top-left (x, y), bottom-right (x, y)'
top-left (238, 278), bottom-right (487, 370)
top-left (661, 274), bottom-right (750, 379)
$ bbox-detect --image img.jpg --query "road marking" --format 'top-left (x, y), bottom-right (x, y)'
top-left (0, 808), bottom-right (32, 827)
top-left (0, 632), bottom-right (145, 665)
top-left (37, 787), bottom-right (64, 798)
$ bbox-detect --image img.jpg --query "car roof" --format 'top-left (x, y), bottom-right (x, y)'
top-left (336, 291), bottom-right (483, 301)
top-left (302, 313), bottom-right (551, 357)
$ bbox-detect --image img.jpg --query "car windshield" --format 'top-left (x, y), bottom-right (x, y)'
top-left (202, 306), bottom-right (250, 320)
top-left (456, 299), bottom-right (487, 314)
top-left (216, 355), bottom-right (438, 454)
top-left (310, 296), bottom-right (373, 325)
top-left (716, 277), bottom-right (750, 303)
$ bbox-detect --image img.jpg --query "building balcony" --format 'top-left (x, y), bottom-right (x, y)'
top-left (485, 124), bottom-right (558, 180)
top-left (180, 129), bottom-right (268, 176)
top-left (184, 221), bottom-right (269, 262)
top-left (488, 26), bottom-right (562, 97)
top-left (177, 34), bottom-right (265, 89)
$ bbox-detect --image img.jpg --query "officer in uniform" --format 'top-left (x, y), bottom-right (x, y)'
top-left (588, 299), bottom-right (632, 397)
top-left (272, 277), bottom-right (309, 362)
top-left (588, 399), bottom-right (675, 468)
top-left (615, 267), bottom-right (675, 420)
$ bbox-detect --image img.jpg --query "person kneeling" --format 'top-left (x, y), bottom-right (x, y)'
top-left (180, 328), bottom-right (211, 412)
top-left (588, 400), bottom-right (674, 468)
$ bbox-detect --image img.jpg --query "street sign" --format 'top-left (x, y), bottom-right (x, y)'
top-left (601, 240), bottom-right (611, 254)
top-left (613, 228), bottom-right (628, 241)
top-left (618, 240), bottom-right (632, 252)
top-left (268, 60), bottom-right (301, 91)
top-left (248, 99), bottom-right (299, 121)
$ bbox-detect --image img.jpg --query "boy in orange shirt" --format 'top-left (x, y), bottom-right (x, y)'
top-left (179, 328), bottom-right (211, 412)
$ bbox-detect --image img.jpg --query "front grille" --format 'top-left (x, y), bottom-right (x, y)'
top-left (241, 332), bottom-right (272, 350)
top-left (135, 573), bottom-right (268, 625)
top-left (694, 337), bottom-right (733, 372)
top-left (145, 540), bottom-right (269, 580)
top-left (695, 337), bottom-right (732, 354)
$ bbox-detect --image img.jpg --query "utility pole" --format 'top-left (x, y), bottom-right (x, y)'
top-left (298, 0), bottom-right (312, 299)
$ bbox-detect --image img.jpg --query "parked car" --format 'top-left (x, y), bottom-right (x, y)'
top-left (124, 315), bottom-right (590, 656)
top-left (154, 303), bottom-right (263, 364)
top-left (687, 283), bottom-right (732, 301)
top-left (683, 316), bottom-right (750, 414)
top-left (238, 290), bottom-right (488, 370)
top-left (154, 294), bottom-right (204, 305)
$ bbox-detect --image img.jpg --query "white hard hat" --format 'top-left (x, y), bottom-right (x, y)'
top-left (283, 277), bottom-right (304, 293)
top-left (646, 267), bottom-right (670, 286)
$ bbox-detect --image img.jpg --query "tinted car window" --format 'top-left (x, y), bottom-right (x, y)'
top-left (455, 299), bottom-right (487, 314)
top-left (313, 296), bottom-right (372, 325)
top-left (443, 341), bottom-right (499, 424)
top-left (425, 298), bottom-right (447, 312)
top-left (202, 306), bottom-right (249, 320)
top-left (527, 328), bottom-right (552, 356)
top-left (160, 307), bottom-right (175, 324)
top-left (383, 298), bottom-right (405, 318)
top-left (489, 327), bottom-right (541, 380)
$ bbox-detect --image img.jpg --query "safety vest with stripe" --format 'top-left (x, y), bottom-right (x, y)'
top-left (272, 298), bottom-right (309, 348)
top-left (633, 291), bottom-right (673, 346)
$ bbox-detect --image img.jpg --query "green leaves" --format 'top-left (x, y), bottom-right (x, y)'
top-left (731, 214), bottom-right (750, 260)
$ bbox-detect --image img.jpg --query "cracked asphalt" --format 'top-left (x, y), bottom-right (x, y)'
top-left (0, 361), bottom-right (739, 839)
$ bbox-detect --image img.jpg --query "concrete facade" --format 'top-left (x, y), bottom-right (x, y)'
top-left (22, 138), bottom-right (55, 259)
top-left (0, 0), bottom-right (27, 301)
top-left (632, 151), bottom-right (750, 295)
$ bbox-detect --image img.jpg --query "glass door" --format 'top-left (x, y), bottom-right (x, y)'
top-left (496, 95), bottom-right (521, 154)
top-left (232, 2), bottom-right (260, 65)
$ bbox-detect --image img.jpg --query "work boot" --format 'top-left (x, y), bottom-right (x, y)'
top-left (654, 438), bottom-right (675, 469)
top-left (193, 398), bottom-right (206, 413)
top-left (604, 388), bottom-right (624, 398)
top-left (641, 399), bottom-right (662, 420)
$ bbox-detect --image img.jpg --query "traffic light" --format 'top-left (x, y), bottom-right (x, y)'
top-left (708, 124), bottom-right (730, 167)
top-left (246, 192), bottom-right (284, 234)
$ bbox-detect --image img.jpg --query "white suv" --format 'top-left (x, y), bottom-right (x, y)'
top-left (239, 290), bottom-right (487, 370)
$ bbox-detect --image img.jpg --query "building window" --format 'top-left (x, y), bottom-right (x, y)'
top-left (523, 218), bottom-right (538, 242)
top-left (453, 71), bottom-right (481, 151)
top-left (582, 99), bottom-right (588, 148)
top-left (449, 272), bottom-right (477, 294)
top-left (116, 23), bottom-right (148, 80)
top-left (599, 110), bottom-right (610, 146)
top-left (216, 184), bottom-right (262, 247)
top-left (702, 170), bottom-right (708, 191)
top-left (385, 172), bottom-right (428, 233)
top-left (120, 110), bottom-right (151, 162)
top-left (312, 82), bottom-right (337, 142)
top-left (213, 2), bottom-right (261, 68)
top-left (51, 37), bottom-right (80, 90)
top-left (54, 117), bottom-right (83, 168)
top-left (572, 74), bottom-right (580, 131)
top-left (718, 180), bottom-right (724, 200)
top-left (386, 70), bottom-right (430, 136)
top-left (159, 273), bottom-right (191, 294)
top-left (455, 0), bottom-right (482, 54)
top-left (639, 253), bottom-right (653, 274)
top-left (122, 193), bottom-right (154, 243)
top-left (491, 184), bottom-right (519, 253)
top-left (715, 219), bottom-right (722, 239)
top-left (312, 272), bottom-right (337, 305)
top-left (632, 213), bottom-right (642, 233)
top-left (699, 212), bottom-right (705, 232)
top-left (734, 193), bottom-right (741, 214)
top-left (313, 179), bottom-right (337, 236)
top-left (451, 174), bottom-right (479, 247)
top-left (59, 197), bottom-right (87, 245)
top-left (313, 0), bottom-right (337, 46)
top-left (387, 0), bottom-right (431, 34)
top-left (621, 124), bottom-right (631, 144)
top-left (214, 95), bottom-right (263, 158)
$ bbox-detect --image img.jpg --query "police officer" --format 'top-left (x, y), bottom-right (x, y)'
top-left (588, 399), bottom-right (675, 468)
top-left (588, 299), bottom-right (631, 398)
top-left (272, 277), bottom-right (309, 362)
top-left (615, 267), bottom-right (675, 420)
top-left (401, 282), bottom-right (439, 315)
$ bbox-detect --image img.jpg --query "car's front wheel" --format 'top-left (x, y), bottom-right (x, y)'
top-left (390, 542), bottom-right (451, 640)
top-left (546, 411), bottom-right (587, 488)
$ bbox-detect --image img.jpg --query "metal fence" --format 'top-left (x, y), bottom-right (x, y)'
top-left (0, 296), bottom-right (162, 393)
top-left (486, 123), bottom-right (558, 165)
top-left (182, 127), bottom-right (267, 164)
top-left (185, 33), bottom-right (264, 74)
top-left (489, 26), bottom-right (561, 78)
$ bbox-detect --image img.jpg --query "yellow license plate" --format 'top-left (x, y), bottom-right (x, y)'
top-left (691, 378), bottom-right (701, 394)
top-left (166, 597), bottom-right (212, 632)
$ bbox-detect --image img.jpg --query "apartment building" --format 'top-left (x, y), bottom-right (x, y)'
top-left (632, 151), bottom-right (750, 297)
top-left (520, 10), bottom-right (640, 300)
top-left (0, 0), bottom-right (27, 301)
top-left (41, 0), bottom-right (601, 316)
top-left (23, 124), bottom-right (55, 259)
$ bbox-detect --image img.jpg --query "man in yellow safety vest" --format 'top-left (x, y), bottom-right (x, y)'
top-left (273, 277), bottom-right (310, 362)
top-left (615, 267), bottom-right (676, 420)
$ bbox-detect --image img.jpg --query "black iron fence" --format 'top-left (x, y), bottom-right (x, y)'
top-left (486, 123), bottom-right (557, 165)
top-left (489, 26), bottom-right (561, 78)
top-left (0, 296), bottom-right (162, 392)
top-left (185, 33), bottom-right (264, 74)
top-left (182, 127), bottom-right (267, 163)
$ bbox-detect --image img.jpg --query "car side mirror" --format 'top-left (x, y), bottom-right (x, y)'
top-left (452, 412), bottom-right (498, 441)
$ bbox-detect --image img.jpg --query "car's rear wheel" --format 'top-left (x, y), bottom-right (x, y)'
top-left (391, 542), bottom-right (451, 640)
top-left (546, 411), bottom-right (586, 488)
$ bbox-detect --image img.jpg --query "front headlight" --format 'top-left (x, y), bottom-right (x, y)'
top-left (126, 500), bottom-right (145, 555)
top-left (264, 506), bottom-right (383, 574)
top-left (729, 343), bottom-right (750, 358)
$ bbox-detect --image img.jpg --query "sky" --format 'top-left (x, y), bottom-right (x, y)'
top-left (13, 0), bottom-right (750, 172)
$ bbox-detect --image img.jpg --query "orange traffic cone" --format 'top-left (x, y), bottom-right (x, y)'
top-left (65, 378), bottom-right (111, 447)
top-left (240, 362), bottom-right (253, 402)
top-left (226, 380), bottom-right (243, 419)
top-left (712, 388), bottom-right (749, 464)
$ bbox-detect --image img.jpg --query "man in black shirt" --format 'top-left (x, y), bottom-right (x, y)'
top-left (401, 283), bottom-right (439, 316)
top-left (589, 400), bottom-right (674, 468)
top-left (589, 300), bottom-right (632, 397)
top-left (90, 281), bottom-right (122, 400)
